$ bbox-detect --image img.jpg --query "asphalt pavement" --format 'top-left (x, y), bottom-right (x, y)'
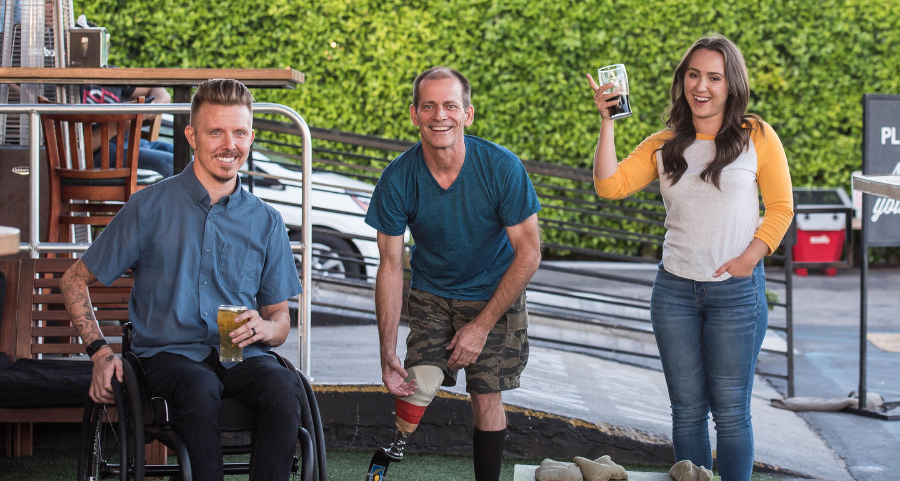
top-left (776, 268), bottom-right (900, 481)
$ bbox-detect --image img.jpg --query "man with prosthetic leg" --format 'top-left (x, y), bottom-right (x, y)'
top-left (364, 66), bottom-right (542, 481)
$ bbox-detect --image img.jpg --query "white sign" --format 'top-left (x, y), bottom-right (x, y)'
top-left (881, 127), bottom-right (900, 145)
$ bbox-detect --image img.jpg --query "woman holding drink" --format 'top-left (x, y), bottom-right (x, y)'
top-left (586, 35), bottom-right (793, 480)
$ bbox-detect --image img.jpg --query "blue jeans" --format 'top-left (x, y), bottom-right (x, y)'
top-left (650, 262), bottom-right (767, 481)
top-left (93, 138), bottom-right (174, 178)
top-left (142, 351), bottom-right (303, 481)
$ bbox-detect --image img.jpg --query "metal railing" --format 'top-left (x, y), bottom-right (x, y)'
top-left (0, 102), bottom-right (315, 376)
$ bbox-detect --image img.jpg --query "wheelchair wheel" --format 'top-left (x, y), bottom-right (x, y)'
top-left (77, 378), bottom-right (143, 481)
top-left (121, 359), bottom-right (146, 480)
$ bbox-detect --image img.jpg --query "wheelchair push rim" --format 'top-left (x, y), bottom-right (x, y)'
top-left (77, 378), bottom-right (143, 480)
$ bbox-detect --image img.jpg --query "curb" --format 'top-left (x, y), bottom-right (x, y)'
top-left (312, 384), bottom-right (815, 478)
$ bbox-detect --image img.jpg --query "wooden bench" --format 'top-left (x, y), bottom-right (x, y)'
top-left (0, 258), bottom-right (126, 457)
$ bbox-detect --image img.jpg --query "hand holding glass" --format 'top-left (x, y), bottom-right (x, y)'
top-left (597, 64), bottom-right (632, 119)
top-left (218, 305), bottom-right (247, 362)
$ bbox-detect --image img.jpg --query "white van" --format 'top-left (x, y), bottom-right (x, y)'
top-left (241, 154), bottom-right (379, 282)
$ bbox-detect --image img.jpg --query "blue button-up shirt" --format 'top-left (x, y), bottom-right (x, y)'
top-left (81, 162), bottom-right (302, 362)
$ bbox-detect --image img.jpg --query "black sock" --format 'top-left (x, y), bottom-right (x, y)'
top-left (473, 428), bottom-right (506, 481)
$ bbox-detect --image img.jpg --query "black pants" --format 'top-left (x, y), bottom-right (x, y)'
top-left (142, 351), bottom-right (303, 481)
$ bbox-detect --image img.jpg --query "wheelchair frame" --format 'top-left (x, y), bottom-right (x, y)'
top-left (76, 323), bottom-right (327, 481)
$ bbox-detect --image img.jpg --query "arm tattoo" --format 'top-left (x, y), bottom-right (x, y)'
top-left (105, 354), bottom-right (115, 362)
top-left (61, 260), bottom-right (104, 345)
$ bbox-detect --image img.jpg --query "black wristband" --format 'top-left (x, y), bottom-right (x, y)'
top-left (86, 339), bottom-right (109, 358)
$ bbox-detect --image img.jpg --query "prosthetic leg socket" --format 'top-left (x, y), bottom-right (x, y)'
top-left (365, 365), bottom-right (444, 480)
top-left (394, 364), bottom-right (444, 434)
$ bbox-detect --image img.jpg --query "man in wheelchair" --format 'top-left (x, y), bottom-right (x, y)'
top-left (60, 78), bottom-right (305, 481)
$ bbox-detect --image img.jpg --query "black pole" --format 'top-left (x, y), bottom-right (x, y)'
top-left (247, 144), bottom-right (254, 194)
top-left (785, 220), bottom-right (795, 398)
top-left (857, 93), bottom-right (868, 411)
top-left (858, 93), bottom-right (869, 411)
top-left (172, 86), bottom-right (192, 174)
top-left (859, 201), bottom-right (868, 409)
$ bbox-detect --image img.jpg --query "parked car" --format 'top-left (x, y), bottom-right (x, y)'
top-left (240, 153), bottom-right (379, 282)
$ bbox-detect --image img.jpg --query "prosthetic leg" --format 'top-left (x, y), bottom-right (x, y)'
top-left (366, 365), bottom-right (443, 481)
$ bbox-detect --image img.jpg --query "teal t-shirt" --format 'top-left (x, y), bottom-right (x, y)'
top-left (365, 136), bottom-right (541, 300)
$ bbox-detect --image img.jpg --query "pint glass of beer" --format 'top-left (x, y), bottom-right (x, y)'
top-left (598, 64), bottom-right (632, 119)
top-left (217, 305), bottom-right (247, 362)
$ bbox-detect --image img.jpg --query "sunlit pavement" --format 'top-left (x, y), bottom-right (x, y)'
top-left (276, 266), bottom-right (899, 480)
top-left (275, 324), bottom-right (847, 479)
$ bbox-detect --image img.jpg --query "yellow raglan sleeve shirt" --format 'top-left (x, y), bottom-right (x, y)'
top-left (593, 131), bottom-right (671, 200)
top-left (593, 123), bottom-right (793, 256)
top-left (753, 121), bottom-right (794, 254)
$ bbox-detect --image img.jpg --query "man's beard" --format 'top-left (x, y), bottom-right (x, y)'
top-left (210, 170), bottom-right (237, 183)
top-left (209, 151), bottom-right (243, 183)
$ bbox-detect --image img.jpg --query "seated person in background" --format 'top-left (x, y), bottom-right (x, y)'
top-left (82, 84), bottom-right (175, 177)
top-left (62, 79), bottom-right (304, 480)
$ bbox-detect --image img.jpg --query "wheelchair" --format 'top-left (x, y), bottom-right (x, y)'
top-left (76, 323), bottom-right (327, 481)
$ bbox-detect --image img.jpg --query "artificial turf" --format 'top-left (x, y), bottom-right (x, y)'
top-left (0, 448), bottom-right (784, 480)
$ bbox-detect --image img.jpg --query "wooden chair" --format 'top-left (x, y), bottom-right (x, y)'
top-left (39, 98), bottom-right (145, 246)
top-left (141, 112), bottom-right (162, 142)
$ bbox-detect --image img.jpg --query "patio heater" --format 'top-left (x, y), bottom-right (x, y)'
top-left (0, 0), bottom-right (75, 145)
top-left (0, 0), bottom-right (85, 246)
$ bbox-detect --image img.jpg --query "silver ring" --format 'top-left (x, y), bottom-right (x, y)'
top-left (251, 328), bottom-right (257, 337)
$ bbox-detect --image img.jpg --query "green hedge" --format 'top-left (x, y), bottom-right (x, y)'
top-left (81, 0), bottom-right (900, 183)
top-left (80, 0), bottom-right (900, 256)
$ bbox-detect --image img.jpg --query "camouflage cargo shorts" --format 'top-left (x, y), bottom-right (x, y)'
top-left (404, 288), bottom-right (529, 394)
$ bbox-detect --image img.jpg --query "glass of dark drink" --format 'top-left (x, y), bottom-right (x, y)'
top-left (598, 64), bottom-right (632, 119)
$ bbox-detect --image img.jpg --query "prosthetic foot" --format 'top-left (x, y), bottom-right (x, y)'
top-left (365, 365), bottom-right (443, 481)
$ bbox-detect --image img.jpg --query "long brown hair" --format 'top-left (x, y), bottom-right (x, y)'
top-left (659, 35), bottom-right (761, 188)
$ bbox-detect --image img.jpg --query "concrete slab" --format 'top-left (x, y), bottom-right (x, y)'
top-left (273, 325), bottom-right (851, 479)
top-left (277, 263), bottom-right (900, 480)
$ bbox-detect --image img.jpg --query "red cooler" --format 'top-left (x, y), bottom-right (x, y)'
top-left (792, 188), bottom-right (852, 276)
